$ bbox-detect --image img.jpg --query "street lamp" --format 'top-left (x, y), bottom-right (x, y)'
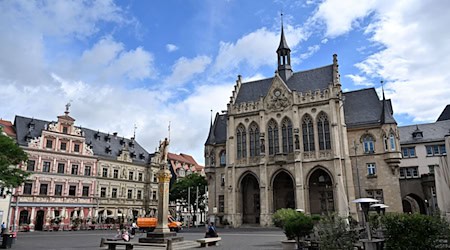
top-left (370, 203), bottom-right (389, 215)
top-left (352, 198), bottom-right (379, 241)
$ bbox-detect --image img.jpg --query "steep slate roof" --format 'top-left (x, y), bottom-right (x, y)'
top-left (399, 120), bottom-right (450, 144)
top-left (205, 113), bottom-right (227, 145)
top-left (234, 65), bottom-right (334, 104)
top-left (437, 105), bottom-right (450, 121)
top-left (0, 119), bottom-right (16, 137)
top-left (343, 88), bottom-right (396, 128)
top-left (14, 115), bottom-right (152, 164)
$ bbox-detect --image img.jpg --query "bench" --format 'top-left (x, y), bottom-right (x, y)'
top-left (196, 237), bottom-right (222, 247)
top-left (100, 238), bottom-right (167, 250)
top-left (102, 241), bottom-right (134, 250)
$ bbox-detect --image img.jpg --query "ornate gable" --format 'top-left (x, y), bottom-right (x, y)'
top-left (264, 73), bottom-right (292, 111)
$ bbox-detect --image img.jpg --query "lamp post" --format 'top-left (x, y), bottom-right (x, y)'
top-left (352, 198), bottom-right (382, 250)
top-left (353, 141), bottom-right (362, 198)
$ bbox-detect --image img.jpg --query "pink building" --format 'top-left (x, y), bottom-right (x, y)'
top-left (11, 109), bottom-right (97, 231)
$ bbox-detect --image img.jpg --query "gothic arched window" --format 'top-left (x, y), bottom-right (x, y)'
top-left (219, 150), bottom-right (226, 166)
top-left (302, 115), bottom-right (315, 152)
top-left (268, 120), bottom-right (279, 155)
top-left (317, 112), bottom-right (331, 150)
top-left (282, 118), bottom-right (293, 153)
top-left (236, 125), bottom-right (247, 159)
top-left (362, 134), bottom-right (375, 153)
top-left (249, 123), bottom-right (260, 157)
top-left (389, 133), bottom-right (396, 151)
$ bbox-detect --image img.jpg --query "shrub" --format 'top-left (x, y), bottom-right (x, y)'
top-left (316, 215), bottom-right (358, 250)
top-left (284, 213), bottom-right (314, 248)
top-left (381, 213), bottom-right (450, 250)
top-left (272, 208), bottom-right (298, 228)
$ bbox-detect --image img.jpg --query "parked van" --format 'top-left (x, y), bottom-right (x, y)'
top-left (136, 215), bottom-right (182, 232)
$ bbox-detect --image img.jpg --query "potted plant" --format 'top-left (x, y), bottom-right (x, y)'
top-left (51, 217), bottom-right (61, 231)
top-left (273, 208), bottom-right (314, 250)
top-left (71, 218), bottom-right (81, 231)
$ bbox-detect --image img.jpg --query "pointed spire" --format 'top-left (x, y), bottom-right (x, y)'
top-left (381, 80), bottom-right (386, 101)
top-left (210, 109), bottom-right (213, 127)
top-left (276, 12), bottom-right (292, 82)
top-left (277, 13), bottom-right (290, 51)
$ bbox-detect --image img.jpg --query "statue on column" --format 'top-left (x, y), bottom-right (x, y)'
top-left (158, 138), bottom-right (169, 165)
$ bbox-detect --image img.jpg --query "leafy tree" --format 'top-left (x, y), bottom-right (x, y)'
top-left (0, 132), bottom-right (29, 190)
top-left (381, 213), bottom-right (450, 250)
top-left (272, 208), bottom-right (299, 228)
top-left (316, 215), bottom-right (358, 250)
top-left (169, 173), bottom-right (207, 217)
top-left (283, 212), bottom-right (314, 249)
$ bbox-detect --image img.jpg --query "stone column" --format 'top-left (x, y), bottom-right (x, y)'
top-left (29, 207), bottom-right (36, 231)
top-left (154, 168), bottom-right (172, 233)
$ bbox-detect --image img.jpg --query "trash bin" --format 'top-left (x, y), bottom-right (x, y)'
top-left (1, 233), bottom-right (13, 249)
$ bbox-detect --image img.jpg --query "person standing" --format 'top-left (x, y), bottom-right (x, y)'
top-left (1, 222), bottom-right (6, 236)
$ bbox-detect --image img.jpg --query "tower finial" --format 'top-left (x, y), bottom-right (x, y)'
top-left (133, 124), bottom-right (137, 138)
top-left (210, 110), bottom-right (213, 126)
top-left (381, 80), bottom-right (385, 100)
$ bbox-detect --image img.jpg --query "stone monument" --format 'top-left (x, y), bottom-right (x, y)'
top-left (139, 138), bottom-right (183, 244)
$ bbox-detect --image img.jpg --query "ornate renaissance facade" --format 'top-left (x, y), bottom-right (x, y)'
top-left (205, 26), bottom-right (403, 227)
top-left (10, 108), bottom-right (155, 231)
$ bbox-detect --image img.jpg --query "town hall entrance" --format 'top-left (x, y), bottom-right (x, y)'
top-left (273, 171), bottom-right (295, 212)
top-left (308, 168), bottom-right (335, 215)
top-left (240, 173), bottom-right (260, 224)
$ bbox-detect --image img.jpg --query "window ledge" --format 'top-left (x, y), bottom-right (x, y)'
top-left (367, 175), bottom-right (377, 179)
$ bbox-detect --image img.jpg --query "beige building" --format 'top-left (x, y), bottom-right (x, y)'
top-left (204, 26), bottom-right (402, 227)
top-left (398, 108), bottom-right (450, 218)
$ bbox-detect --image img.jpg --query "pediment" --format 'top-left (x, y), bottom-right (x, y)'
top-left (264, 74), bottom-right (292, 111)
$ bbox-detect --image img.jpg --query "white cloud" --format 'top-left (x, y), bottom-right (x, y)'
top-left (166, 44), bottom-right (179, 52)
top-left (312, 0), bottom-right (378, 37)
top-left (299, 45), bottom-right (320, 61)
top-left (314, 0), bottom-right (450, 122)
top-left (164, 56), bottom-right (212, 86)
top-left (345, 74), bottom-right (373, 87)
top-left (212, 25), bottom-right (308, 75)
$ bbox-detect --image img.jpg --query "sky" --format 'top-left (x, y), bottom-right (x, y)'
top-left (1, 0), bottom-right (449, 165)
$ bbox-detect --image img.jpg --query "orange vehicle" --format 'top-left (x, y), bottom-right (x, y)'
top-left (136, 215), bottom-right (182, 232)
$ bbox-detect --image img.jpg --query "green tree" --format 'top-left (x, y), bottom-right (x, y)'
top-left (316, 215), bottom-right (358, 250)
top-left (169, 173), bottom-right (207, 219)
top-left (283, 212), bottom-right (314, 249)
top-left (381, 213), bottom-right (450, 250)
top-left (0, 132), bottom-right (29, 190)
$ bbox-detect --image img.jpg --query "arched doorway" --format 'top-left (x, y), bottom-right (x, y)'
top-left (35, 210), bottom-right (45, 231)
top-left (402, 194), bottom-right (426, 214)
top-left (273, 171), bottom-right (295, 212)
top-left (308, 168), bottom-right (335, 215)
top-left (240, 173), bottom-right (260, 224)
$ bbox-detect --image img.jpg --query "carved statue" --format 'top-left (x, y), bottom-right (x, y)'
top-left (158, 138), bottom-right (170, 164)
top-left (260, 138), bottom-right (265, 154)
top-left (295, 135), bottom-right (300, 150)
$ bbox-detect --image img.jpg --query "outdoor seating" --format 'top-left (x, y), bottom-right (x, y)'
top-left (196, 237), bottom-right (222, 247)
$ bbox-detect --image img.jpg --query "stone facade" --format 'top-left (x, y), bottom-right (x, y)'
top-left (398, 118), bottom-right (450, 218)
top-left (205, 27), bottom-right (403, 227)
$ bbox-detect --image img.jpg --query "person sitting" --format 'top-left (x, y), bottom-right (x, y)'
top-left (205, 222), bottom-right (218, 238)
top-left (121, 229), bottom-right (130, 242)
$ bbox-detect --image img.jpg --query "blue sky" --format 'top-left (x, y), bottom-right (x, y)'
top-left (1, 0), bottom-right (449, 164)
